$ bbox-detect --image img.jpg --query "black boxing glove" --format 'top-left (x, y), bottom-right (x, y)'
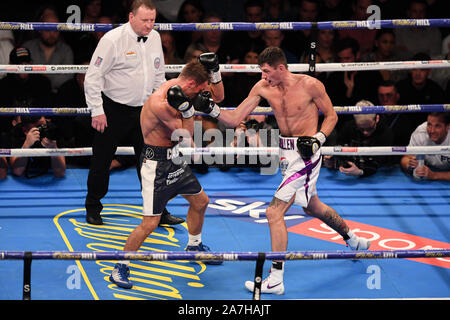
top-left (296, 132), bottom-right (326, 159)
top-left (167, 85), bottom-right (195, 118)
top-left (198, 52), bottom-right (221, 84)
top-left (192, 91), bottom-right (221, 118)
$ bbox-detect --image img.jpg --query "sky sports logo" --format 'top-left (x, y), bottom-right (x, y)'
top-left (207, 194), bottom-right (450, 269)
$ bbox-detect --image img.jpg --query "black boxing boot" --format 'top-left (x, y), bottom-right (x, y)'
top-left (159, 207), bottom-right (185, 225)
top-left (85, 197), bottom-right (103, 225)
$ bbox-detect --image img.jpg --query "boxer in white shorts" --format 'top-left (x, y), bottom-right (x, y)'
top-left (214, 47), bottom-right (371, 295)
top-left (276, 136), bottom-right (322, 207)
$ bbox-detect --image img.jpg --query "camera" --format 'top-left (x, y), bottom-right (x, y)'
top-left (332, 156), bottom-right (361, 170)
top-left (37, 122), bottom-right (58, 141)
top-left (244, 119), bottom-right (264, 131)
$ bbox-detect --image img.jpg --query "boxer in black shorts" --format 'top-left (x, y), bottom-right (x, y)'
top-left (139, 144), bottom-right (202, 216)
top-left (109, 59), bottom-right (223, 289)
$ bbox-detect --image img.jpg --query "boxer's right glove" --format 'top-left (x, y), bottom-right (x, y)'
top-left (297, 132), bottom-right (326, 159)
top-left (198, 52), bottom-right (221, 84)
top-left (192, 91), bottom-right (221, 118)
top-left (167, 85), bottom-right (195, 118)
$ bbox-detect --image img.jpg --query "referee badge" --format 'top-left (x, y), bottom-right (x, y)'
top-left (94, 56), bottom-right (103, 67)
top-left (154, 57), bottom-right (161, 69)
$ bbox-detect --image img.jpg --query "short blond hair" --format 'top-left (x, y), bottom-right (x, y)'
top-left (353, 100), bottom-right (377, 124)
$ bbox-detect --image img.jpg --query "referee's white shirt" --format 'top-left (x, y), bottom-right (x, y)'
top-left (84, 22), bottom-right (166, 117)
top-left (408, 121), bottom-right (450, 170)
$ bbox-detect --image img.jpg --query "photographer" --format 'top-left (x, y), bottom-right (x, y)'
top-left (229, 115), bottom-right (278, 168)
top-left (9, 116), bottom-right (66, 178)
top-left (323, 100), bottom-right (394, 177)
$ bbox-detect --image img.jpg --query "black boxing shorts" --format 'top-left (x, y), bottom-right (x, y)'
top-left (139, 144), bottom-right (202, 216)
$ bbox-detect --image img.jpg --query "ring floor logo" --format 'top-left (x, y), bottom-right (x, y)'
top-left (54, 205), bottom-right (208, 300)
top-left (206, 192), bottom-right (450, 269)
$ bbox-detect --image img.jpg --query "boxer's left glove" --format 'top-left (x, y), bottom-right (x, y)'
top-left (192, 91), bottom-right (221, 118)
top-left (198, 52), bottom-right (221, 84)
top-left (167, 85), bottom-right (195, 118)
top-left (297, 132), bottom-right (326, 159)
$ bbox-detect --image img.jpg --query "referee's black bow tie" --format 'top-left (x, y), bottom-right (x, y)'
top-left (137, 36), bottom-right (147, 43)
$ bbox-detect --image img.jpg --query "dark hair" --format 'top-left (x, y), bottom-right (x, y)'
top-left (177, 0), bottom-right (204, 22)
top-left (179, 60), bottom-right (209, 84)
top-left (258, 46), bottom-right (288, 68)
top-left (130, 0), bottom-right (155, 14)
top-left (335, 37), bottom-right (360, 56)
top-left (375, 29), bottom-right (395, 41)
top-left (411, 52), bottom-right (431, 61)
top-left (378, 80), bottom-right (398, 90)
top-left (429, 112), bottom-right (450, 125)
top-left (244, 0), bottom-right (264, 11)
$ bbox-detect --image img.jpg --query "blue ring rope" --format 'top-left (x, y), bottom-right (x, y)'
top-left (1, 249), bottom-right (449, 261)
top-left (1, 19), bottom-right (449, 32)
top-left (0, 104), bottom-right (448, 116)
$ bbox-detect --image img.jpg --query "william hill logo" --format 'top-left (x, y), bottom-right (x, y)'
top-left (54, 204), bottom-right (207, 300)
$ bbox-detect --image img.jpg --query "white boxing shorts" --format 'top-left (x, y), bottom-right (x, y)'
top-left (274, 136), bottom-right (322, 208)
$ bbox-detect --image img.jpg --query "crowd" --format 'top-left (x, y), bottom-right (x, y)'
top-left (0, 0), bottom-right (449, 181)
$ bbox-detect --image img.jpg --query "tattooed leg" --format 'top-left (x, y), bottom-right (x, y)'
top-left (304, 195), bottom-right (349, 238)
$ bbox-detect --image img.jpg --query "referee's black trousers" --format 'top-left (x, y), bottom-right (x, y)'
top-left (85, 93), bottom-right (143, 216)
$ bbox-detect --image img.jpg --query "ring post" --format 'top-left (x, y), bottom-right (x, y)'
top-left (252, 252), bottom-right (266, 300)
top-left (23, 251), bottom-right (32, 300)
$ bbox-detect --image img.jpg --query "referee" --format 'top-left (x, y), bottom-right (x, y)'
top-left (84, 0), bottom-right (183, 225)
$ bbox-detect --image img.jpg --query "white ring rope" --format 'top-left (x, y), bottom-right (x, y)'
top-left (1, 60), bottom-right (449, 74)
top-left (1, 146), bottom-right (448, 157)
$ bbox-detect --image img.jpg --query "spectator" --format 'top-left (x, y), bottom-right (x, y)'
top-left (0, 30), bottom-right (15, 80)
top-left (400, 112), bottom-right (450, 181)
top-left (283, 0), bottom-right (320, 61)
top-left (318, 0), bottom-right (347, 21)
top-left (56, 60), bottom-right (94, 167)
top-left (429, 33), bottom-right (450, 91)
top-left (373, 0), bottom-right (405, 20)
top-left (394, 0), bottom-right (442, 59)
top-left (323, 100), bottom-right (395, 177)
top-left (183, 42), bottom-right (207, 62)
top-left (338, 0), bottom-right (378, 56)
top-left (300, 29), bottom-right (338, 82)
top-left (0, 156), bottom-right (6, 179)
top-left (222, 43), bottom-right (265, 109)
top-left (325, 37), bottom-right (380, 128)
top-left (82, 0), bottom-right (103, 23)
top-left (184, 12), bottom-right (239, 74)
top-left (226, 0), bottom-right (266, 61)
top-left (376, 80), bottom-right (415, 147)
top-left (262, 30), bottom-right (298, 63)
top-left (264, 0), bottom-right (292, 21)
top-left (361, 29), bottom-right (406, 83)
top-left (0, 47), bottom-right (53, 137)
top-left (174, 0), bottom-right (205, 58)
top-left (396, 52), bottom-right (445, 133)
top-left (9, 116), bottom-right (66, 178)
top-left (23, 11), bottom-right (74, 93)
top-left (160, 31), bottom-right (184, 79)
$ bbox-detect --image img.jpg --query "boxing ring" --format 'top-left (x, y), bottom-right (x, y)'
top-left (0, 18), bottom-right (450, 302)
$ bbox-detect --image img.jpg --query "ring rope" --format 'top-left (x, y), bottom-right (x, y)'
top-left (1, 145), bottom-right (449, 157)
top-left (1, 104), bottom-right (448, 117)
top-left (1, 19), bottom-right (449, 32)
top-left (1, 60), bottom-right (449, 74)
top-left (1, 249), bottom-right (449, 261)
